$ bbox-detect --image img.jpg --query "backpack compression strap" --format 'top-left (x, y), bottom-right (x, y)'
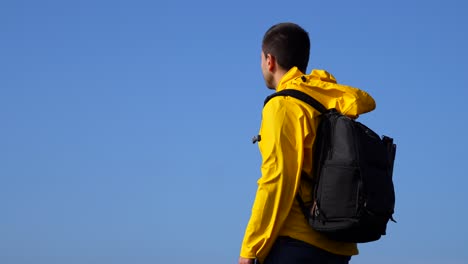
top-left (264, 89), bottom-right (328, 114)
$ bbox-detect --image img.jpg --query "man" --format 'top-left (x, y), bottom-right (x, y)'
top-left (239, 23), bottom-right (376, 264)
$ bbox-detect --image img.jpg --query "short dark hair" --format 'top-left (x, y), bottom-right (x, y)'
top-left (262, 22), bottom-right (310, 73)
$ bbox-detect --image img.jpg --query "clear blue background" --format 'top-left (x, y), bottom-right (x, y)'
top-left (1, 0), bottom-right (467, 263)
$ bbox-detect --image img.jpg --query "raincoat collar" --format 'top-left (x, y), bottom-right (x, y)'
top-left (276, 67), bottom-right (341, 92)
top-left (276, 67), bottom-right (304, 91)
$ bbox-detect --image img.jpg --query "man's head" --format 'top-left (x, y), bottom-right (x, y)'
top-left (261, 23), bottom-right (310, 89)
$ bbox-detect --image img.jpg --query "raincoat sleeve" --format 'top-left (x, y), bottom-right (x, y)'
top-left (240, 98), bottom-right (309, 260)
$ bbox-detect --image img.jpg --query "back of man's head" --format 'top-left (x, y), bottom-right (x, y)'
top-left (262, 23), bottom-right (310, 73)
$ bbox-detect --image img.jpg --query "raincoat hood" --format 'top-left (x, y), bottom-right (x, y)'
top-left (276, 67), bottom-right (376, 118)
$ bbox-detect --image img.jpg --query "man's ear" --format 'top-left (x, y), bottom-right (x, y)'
top-left (266, 54), bottom-right (276, 72)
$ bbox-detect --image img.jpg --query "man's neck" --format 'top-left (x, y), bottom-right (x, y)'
top-left (272, 68), bottom-right (288, 89)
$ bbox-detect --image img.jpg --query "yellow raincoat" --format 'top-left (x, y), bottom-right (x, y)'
top-left (240, 67), bottom-right (376, 262)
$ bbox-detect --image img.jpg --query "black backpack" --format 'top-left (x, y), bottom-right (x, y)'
top-left (264, 89), bottom-right (396, 243)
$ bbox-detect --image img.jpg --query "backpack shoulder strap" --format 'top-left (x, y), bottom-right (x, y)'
top-left (264, 89), bottom-right (328, 219)
top-left (264, 89), bottom-right (327, 114)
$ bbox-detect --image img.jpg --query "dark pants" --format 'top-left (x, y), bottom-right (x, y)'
top-left (260, 237), bottom-right (351, 264)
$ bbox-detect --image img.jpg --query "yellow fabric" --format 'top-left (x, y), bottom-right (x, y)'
top-left (240, 67), bottom-right (376, 262)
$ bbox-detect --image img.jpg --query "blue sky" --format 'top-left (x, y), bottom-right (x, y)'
top-left (1, 0), bottom-right (467, 263)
